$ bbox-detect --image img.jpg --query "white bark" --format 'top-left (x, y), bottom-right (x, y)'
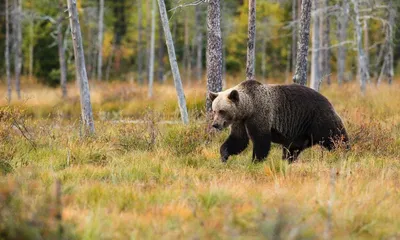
top-left (67, 0), bottom-right (95, 135)
top-left (387, 0), bottom-right (395, 85)
top-left (148, 0), bottom-right (156, 98)
top-left (351, 0), bottom-right (369, 94)
top-left (337, 0), bottom-right (349, 85)
top-left (310, 0), bottom-right (321, 91)
top-left (97, 0), bottom-right (104, 81)
top-left (195, 5), bottom-right (203, 82)
top-left (291, 0), bottom-right (297, 73)
top-left (137, 0), bottom-right (143, 84)
top-left (157, 0), bottom-right (189, 124)
top-left (5, 0), bottom-right (11, 103)
top-left (246, 0), bottom-right (256, 80)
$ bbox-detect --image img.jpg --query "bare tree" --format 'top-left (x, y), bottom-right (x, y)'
top-left (206, 0), bottom-right (223, 112)
top-left (291, 0), bottom-right (297, 74)
top-left (310, 0), bottom-right (321, 91)
top-left (5, 0), bottom-right (11, 103)
top-left (293, 0), bottom-right (312, 86)
top-left (148, 0), bottom-right (156, 97)
top-left (195, 5), bottom-right (203, 82)
top-left (97, 0), bottom-right (104, 81)
top-left (351, 0), bottom-right (369, 94)
top-left (183, 10), bottom-right (191, 82)
top-left (67, 0), bottom-right (95, 135)
top-left (387, 0), bottom-right (395, 85)
top-left (246, 0), bottom-right (256, 80)
top-left (320, 0), bottom-right (331, 85)
top-left (58, 0), bottom-right (67, 98)
top-left (337, 0), bottom-right (349, 85)
top-left (28, 20), bottom-right (34, 82)
top-left (157, 0), bottom-right (189, 124)
top-left (137, 0), bottom-right (143, 84)
top-left (14, 0), bottom-right (22, 99)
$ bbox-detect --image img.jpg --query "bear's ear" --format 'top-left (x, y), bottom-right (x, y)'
top-left (208, 91), bottom-right (219, 102)
top-left (228, 90), bottom-right (239, 103)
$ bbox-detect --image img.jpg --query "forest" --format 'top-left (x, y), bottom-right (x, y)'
top-left (1, 0), bottom-right (400, 239)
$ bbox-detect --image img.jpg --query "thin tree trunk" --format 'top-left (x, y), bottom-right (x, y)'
top-left (157, 0), bottom-right (189, 124)
top-left (97, 0), bottom-right (104, 81)
top-left (293, 0), bottom-right (312, 85)
top-left (5, 0), bottom-right (11, 103)
top-left (261, 31), bottom-right (267, 81)
top-left (387, 0), bottom-right (394, 85)
top-left (291, 0), bottom-right (297, 73)
top-left (351, 0), bottom-right (369, 94)
top-left (320, 0), bottom-right (331, 85)
top-left (246, 0), bottom-right (256, 80)
top-left (310, 0), bottom-right (320, 91)
top-left (157, 16), bottom-right (165, 83)
top-left (148, 0), bottom-right (156, 98)
top-left (363, 19), bottom-right (369, 81)
top-left (67, 0), bottom-right (95, 135)
top-left (137, 0), bottom-right (143, 84)
top-left (337, 0), bottom-right (349, 85)
top-left (14, 0), bottom-right (22, 99)
top-left (58, 0), bottom-right (67, 98)
top-left (146, 0), bottom-right (151, 81)
top-left (195, 5), bottom-right (203, 82)
top-left (206, 0), bottom-right (223, 112)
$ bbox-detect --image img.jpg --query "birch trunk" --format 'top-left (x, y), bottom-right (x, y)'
top-left (184, 10), bottom-right (190, 82)
top-left (320, 0), bottom-right (331, 85)
top-left (387, 0), bottom-right (394, 85)
top-left (206, 0), bottom-right (223, 112)
top-left (148, 0), bottom-right (156, 98)
top-left (5, 0), bottom-right (11, 103)
top-left (246, 0), bottom-right (256, 80)
top-left (146, 0), bottom-right (151, 80)
top-left (58, 0), bottom-right (67, 98)
top-left (363, 19), bottom-right (369, 81)
top-left (157, 0), bottom-right (189, 124)
top-left (14, 0), bottom-right (22, 99)
top-left (351, 0), bottom-right (369, 94)
top-left (67, 0), bottom-right (95, 135)
top-left (28, 21), bottom-right (34, 82)
top-left (293, 0), bottom-right (312, 86)
top-left (310, 0), bottom-right (320, 91)
top-left (195, 5), bottom-right (203, 82)
top-left (97, 0), bottom-right (104, 81)
top-left (137, 0), bottom-right (143, 84)
top-left (157, 17), bottom-right (165, 83)
top-left (337, 0), bottom-right (349, 85)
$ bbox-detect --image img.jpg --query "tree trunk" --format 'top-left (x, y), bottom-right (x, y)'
top-left (292, 0), bottom-right (312, 86)
top-left (337, 0), bottom-right (349, 85)
top-left (146, 0), bottom-right (151, 81)
top-left (246, 0), bottom-right (256, 80)
top-left (5, 0), bottom-right (11, 103)
top-left (157, 0), bottom-right (189, 124)
top-left (148, 0), bottom-right (156, 98)
top-left (157, 16), bottom-right (165, 83)
top-left (195, 5), bottom-right (203, 82)
top-left (97, 0), bottom-right (104, 81)
top-left (261, 26), bottom-right (267, 81)
top-left (58, 0), bottom-right (67, 98)
top-left (310, 0), bottom-right (320, 91)
top-left (14, 0), bottom-right (22, 99)
top-left (137, 0), bottom-right (143, 84)
top-left (387, 0), bottom-right (394, 85)
top-left (291, 0), bottom-right (297, 73)
top-left (206, 0), bottom-right (223, 112)
top-left (351, 0), bottom-right (369, 94)
top-left (67, 0), bottom-right (95, 135)
top-left (363, 19), bottom-right (369, 81)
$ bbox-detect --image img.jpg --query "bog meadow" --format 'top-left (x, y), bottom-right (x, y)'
top-left (1, 0), bottom-right (400, 239)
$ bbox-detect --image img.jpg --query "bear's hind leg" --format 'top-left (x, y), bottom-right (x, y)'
top-left (250, 133), bottom-right (271, 163)
top-left (282, 146), bottom-right (303, 163)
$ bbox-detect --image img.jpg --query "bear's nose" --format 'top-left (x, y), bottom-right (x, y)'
top-left (212, 123), bottom-right (219, 129)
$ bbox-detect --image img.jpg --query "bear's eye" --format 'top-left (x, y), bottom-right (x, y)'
top-left (219, 110), bottom-right (226, 115)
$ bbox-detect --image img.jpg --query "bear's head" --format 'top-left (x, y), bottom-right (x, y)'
top-left (209, 89), bottom-right (240, 130)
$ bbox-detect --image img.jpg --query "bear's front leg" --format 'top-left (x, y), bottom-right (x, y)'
top-left (246, 124), bottom-right (271, 162)
top-left (220, 122), bottom-right (249, 162)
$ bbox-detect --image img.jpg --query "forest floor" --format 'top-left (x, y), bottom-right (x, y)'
top-left (1, 79), bottom-right (400, 239)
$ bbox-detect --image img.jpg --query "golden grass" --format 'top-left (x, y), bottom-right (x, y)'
top-left (1, 79), bottom-right (400, 239)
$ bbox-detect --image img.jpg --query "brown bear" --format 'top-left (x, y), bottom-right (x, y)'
top-left (209, 80), bottom-right (349, 163)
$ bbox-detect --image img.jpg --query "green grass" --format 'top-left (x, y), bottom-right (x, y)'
top-left (1, 82), bottom-right (400, 239)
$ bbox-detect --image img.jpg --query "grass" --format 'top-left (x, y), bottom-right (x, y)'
top-left (1, 79), bottom-right (400, 239)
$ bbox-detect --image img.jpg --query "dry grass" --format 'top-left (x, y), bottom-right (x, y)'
top-left (1, 79), bottom-right (400, 239)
